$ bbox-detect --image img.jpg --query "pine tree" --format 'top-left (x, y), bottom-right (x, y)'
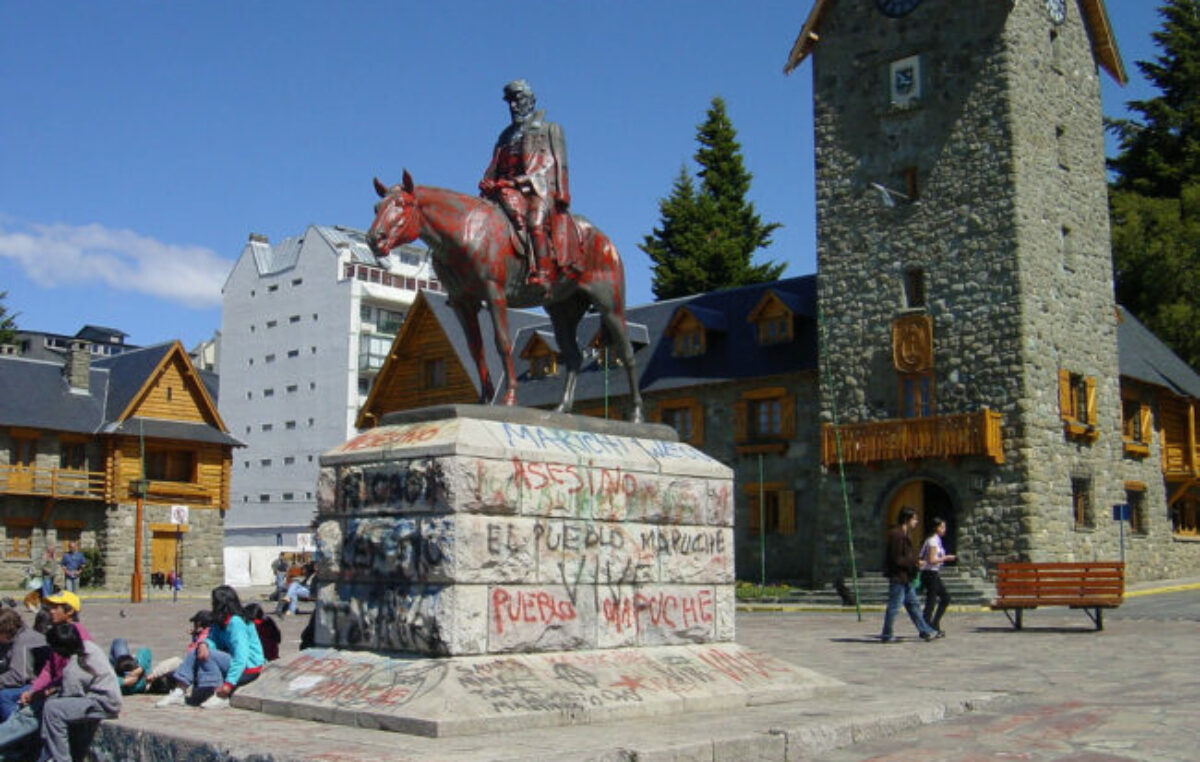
top-left (0, 291), bottom-right (17, 346)
top-left (1108, 0), bottom-right (1200, 370)
top-left (641, 97), bottom-right (783, 300)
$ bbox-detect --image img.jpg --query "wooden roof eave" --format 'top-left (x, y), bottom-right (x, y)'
top-left (783, 1), bottom-right (826, 74)
top-left (783, 0), bottom-right (1127, 85)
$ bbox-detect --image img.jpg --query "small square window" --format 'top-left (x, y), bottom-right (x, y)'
top-left (262, 423), bottom-right (273, 432)
top-left (266, 320), bottom-right (277, 328)
top-left (290, 315), bottom-right (301, 323)
top-left (268, 285), bottom-right (279, 293)
top-left (265, 354), bottom-right (276, 363)
top-left (287, 349), bottom-right (299, 358)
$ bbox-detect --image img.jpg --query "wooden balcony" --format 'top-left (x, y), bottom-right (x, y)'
top-left (822, 409), bottom-right (1004, 468)
top-left (0, 465), bottom-right (106, 501)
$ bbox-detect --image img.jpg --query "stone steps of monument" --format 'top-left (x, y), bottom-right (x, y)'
top-left (742, 569), bottom-right (995, 607)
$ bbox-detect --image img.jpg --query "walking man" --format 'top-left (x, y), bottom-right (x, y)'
top-left (880, 507), bottom-right (940, 643)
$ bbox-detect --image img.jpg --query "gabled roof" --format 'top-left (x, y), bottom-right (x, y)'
top-left (1117, 306), bottom-right (1200, 398)
top-left (783, 0), bottom-right (1126, 84)
top-left (0, 341), bottom-right (238, 444)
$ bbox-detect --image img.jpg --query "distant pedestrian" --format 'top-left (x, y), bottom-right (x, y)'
top-left (59, 543), bottom-right (86, 594)
top-left (270, 553), bottom-right (289, 601)
top-left (880, 507), bottom-right (940, 643)
top-left (919, 517), bottom-right (956, 635)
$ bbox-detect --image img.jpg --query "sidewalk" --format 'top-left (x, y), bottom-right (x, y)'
top-left (8, 580), bottom-right (1199, 760)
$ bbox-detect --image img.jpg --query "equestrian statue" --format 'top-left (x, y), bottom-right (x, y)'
top-left (365, 79), bottom-right (644, 423)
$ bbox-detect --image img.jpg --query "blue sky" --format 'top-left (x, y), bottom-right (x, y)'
top-left (0, 2), bottom-right (1163, 350)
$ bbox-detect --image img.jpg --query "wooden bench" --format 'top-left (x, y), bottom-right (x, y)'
top-left (990, 561), bottom-right (1125, 631)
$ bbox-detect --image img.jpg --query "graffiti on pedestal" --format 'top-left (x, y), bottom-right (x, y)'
top-left (276, 652), bottom-right (448, 709)
top-left (322, 584), bottom-right (449, 655)
top-left (343, 517), bottom-right (453, 581)
top-left (337, 459), bottom-right (448, 512)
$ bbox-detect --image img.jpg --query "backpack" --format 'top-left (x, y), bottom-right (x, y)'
top-left (254, 617), bottom-right (281, 661)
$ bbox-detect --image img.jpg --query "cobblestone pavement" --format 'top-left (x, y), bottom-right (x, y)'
top-left (1, 580), bottom-right (1197, 760)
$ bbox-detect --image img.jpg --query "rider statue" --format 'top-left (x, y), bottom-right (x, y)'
top-left (479, 79), bottom-right (571, 288)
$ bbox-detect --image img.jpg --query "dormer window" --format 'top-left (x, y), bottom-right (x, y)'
top-left (747, 290), bottom-right (796, 346)
top-left (520, 332), bottom-right (559, 379)
top-left (530, 354), bottom-right (557, 378)
top-left (674, 328), bottom-right (703, 357)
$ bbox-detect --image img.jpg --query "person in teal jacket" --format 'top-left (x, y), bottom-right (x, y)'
top-left (203, 585), bottom-right (264, 708)
top-left (154, 587), bottom-right (264, 710)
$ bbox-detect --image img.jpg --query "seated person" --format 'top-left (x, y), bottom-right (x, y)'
top-left (278, 562), bottom-right (316, 617)
top-left (157, 587), bottom-right (265, 710)
top-left (0, 608), bottom-right (47, 722)
top-left (108, 639), bottom-right (154, 695)
top-left (36, 623), bottom-right (121, 762)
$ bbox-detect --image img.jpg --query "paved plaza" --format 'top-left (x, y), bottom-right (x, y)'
top-left (2, 580), bottom-right (1198, 760)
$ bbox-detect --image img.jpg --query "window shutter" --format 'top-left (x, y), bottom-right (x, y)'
top-left (733, 401), bottom-right (748, 443)
top-left (1139, 405), bottom-right (1152, 444)
top-left (691, 400), bottom-right (705, 446)
top-left (780, 394), bottom-right (796, 439)
top-left (746, 491), bottom-right (761, 536)
top-left (1058, 370), bottom-right (1073, 420)
top-left (1085, 377), bottom-right (1098, 426)
top-left (778, 490), bottom-right (796, 535)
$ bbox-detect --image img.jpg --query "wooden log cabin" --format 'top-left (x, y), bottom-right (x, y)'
top-left (0, 339), bottom-right (240, 593)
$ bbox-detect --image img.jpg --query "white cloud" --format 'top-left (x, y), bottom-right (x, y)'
top-left (0, 221), bottom-right (230, 308)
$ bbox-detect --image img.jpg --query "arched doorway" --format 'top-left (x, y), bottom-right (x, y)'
top-left (885, 479), bottom-right (956, 556)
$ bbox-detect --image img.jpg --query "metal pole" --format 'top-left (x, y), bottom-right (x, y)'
top-left (759, 453), bottom-right (766, 590)
top-left (130, 421), bottom-right (145, 603)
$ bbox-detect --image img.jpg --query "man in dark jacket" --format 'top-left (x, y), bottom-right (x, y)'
top-left (880, 507), bottom-right (940, 643)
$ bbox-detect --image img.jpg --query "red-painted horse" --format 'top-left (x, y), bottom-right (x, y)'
top-left (366, 171), bottom-right (644, 422)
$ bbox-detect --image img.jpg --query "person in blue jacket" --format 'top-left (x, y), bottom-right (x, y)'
top-left (155, 586), bottom-right (265, 710)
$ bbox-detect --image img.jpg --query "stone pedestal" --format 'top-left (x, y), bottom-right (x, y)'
top-left (235, 406), bottom-right (841, 735)
top-left (311, 405), bottom-right (735, 656)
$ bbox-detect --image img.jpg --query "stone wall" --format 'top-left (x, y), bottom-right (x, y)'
top-left (101, 503), bottom-right (226, 594)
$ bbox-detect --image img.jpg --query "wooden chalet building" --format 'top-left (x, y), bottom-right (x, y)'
top-left (0, 340), bottom-right (240, 592)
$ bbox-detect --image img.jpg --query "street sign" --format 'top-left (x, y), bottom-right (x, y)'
top-left (170, 505), bottom-right (189, 525)
top-left (1112, 503), bottom-right (1131, 522)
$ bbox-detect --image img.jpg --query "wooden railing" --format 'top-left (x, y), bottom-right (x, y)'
top-left (822, 409), bottom-right (1004, 467)
top-left (0, 464), bottom-right (106, 500)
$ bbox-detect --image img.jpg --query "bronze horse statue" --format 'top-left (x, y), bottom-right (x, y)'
top-left (366, 171), bottom-right (644, 422)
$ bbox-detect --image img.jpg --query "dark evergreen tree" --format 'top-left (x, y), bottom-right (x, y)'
top-left (641, 97), bottom-right (783, 300)
top-left (1108, 0), bottom-right (1200, 369)
top-left (0, 291), bottom-right (17, 346)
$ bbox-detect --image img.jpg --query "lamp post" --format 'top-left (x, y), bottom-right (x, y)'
top-left (129, 478), bottom-right (148, 603)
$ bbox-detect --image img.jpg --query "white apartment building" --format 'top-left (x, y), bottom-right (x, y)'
top-left (218, 225), bottom-right (438, 583)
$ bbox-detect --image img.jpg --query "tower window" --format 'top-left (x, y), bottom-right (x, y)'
top-left (903, 167), bottom-right (919, 201)
top-left (903, 268), bottom-right (926, 308)
top-left (1071, 477), bottom-right (1094, 529)
top-left (1056, 125), bottom-right (1068, 170)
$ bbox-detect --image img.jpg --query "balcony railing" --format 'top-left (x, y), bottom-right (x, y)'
top-left (0, 465), bottom-right (106, 501)
top-left (822, 409), bottom-right (1004, 467)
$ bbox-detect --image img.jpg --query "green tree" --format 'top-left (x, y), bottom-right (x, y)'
top-left (642, 97), bottom-right (783, 300)
top-left (1108, 0), bottom-right (1200, 197)
top-left (0, 291), bottom-right (17, 345)
top-left (1108, 0), bottom-right (1200, 369)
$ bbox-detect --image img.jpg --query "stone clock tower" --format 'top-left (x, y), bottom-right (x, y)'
top-left (785, 0), bottom-right (1130, 579)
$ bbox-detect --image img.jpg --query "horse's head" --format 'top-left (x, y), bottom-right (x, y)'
top-left (366, 170), bottom-right (420, 258)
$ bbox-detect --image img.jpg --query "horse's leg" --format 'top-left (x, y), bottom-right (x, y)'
top-left (598, 304), bottom-right (644, 423)
top-left (545, 294), bottom-right (589, 414)
top-left (483, 292), bottom-right (519, 406)
top-left (451, 299), bottom-right (493, 403)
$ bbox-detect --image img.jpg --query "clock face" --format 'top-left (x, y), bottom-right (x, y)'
top-left (1045, 0), bottom-right (1067, 25)
top-left (875, 0), bottom-right (921, 18)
